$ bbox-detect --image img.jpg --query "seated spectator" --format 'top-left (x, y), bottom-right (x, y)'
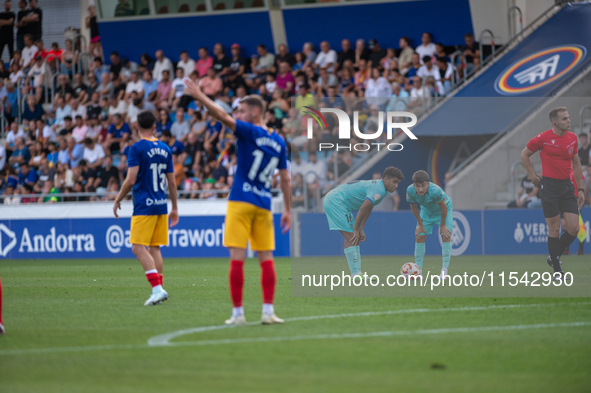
top-left (367, 39), bottom-right (386, 69)
top-left (83, 137), bottom-right (105, 170)
top-left (46, 141), bottom-right (58, 166)
top-left (385, 82), bottom-right (410, 112)
top-left (4, 81), bottom-right (19, 123)
top-left (265, 109), bottom-right (282, 131)
top-left (18, 162), bottom-right (38, 186)
top-left (203, 114), bottom-right (223, 155)
top-left (87, 92), bottom-right (102, 119)
top-left (365, 68), bottom-right (392, 110)
top-left (66, 136), bottom-right (83, 167)
top-left (25, 55), bottom-right (45, 104)
top-left (70, 98), bottom-right (87, 120)
top-left (156, 109), bottom-right (172, 136)
top-left (199, 178), bottom-right (217, 200)
top-left (60, 116), bottom-right (74, 137)
top-left (153, 49), bottom-right (173, 82)
top-left (92, 155), bottom-right (119, 191)
top-left (169, 68), bottom-right (190, 109)
top-left (36, 157), bottom-right (56, 191)
top-left (195, 47), bottom-right (214, 77)
top-left (37, 180), bottom-right (59, 204)
top-left (112, 77), bottom-right (126, 101)
top-left (143, 70), bottom-right (158, 104)
top-left (316, 68), bottom-right (338, 97)
top-left (508, 174), bottom-right (539, 208)
top-left (2, 185), bottom-right (19, 205)
top-left (354, 59), bottom-right (369, 90)
top-left (97, 72), bottom-right (114, 100)
top-left (104, 114), bottom-right (130, 154)
top-left (461, 33), bottom-right (481, 74)
top-left (292, 51), bottom-right (305, 74)
top-left (323, 86), bottom-right (345, 110)
top-left (39, 119), bottom-right (56, 146)
top-left (295, 83), bottom-right (315, 114)
top-left (405, 53), bottom-right (422, 82)
top-left (155, 69), bottom-right (172, 109)
top-left (398, 36), bottom-right (414, 75)
top-left (171, 108), bottom-right (190, 143)
top-left (54, 75), bottom-right (74, 104)
top-left (5, 122), bottom-right (25, 154)
top-left (160, 130), bottom-right (185, 156)
top-left (212, 43), bottom-right (231, 77)
top-left (61, 39), bottom-right (77, 77)
top-left (86, 73), bottom-right (99, 98)
top-left (380, 48), bottom-right (397, 71)
top-left (417, 56), bottom-right (443, 95)
top-left (335, 39), bottom-right (355, 75)
top-left (302, 42), bottom-right (317, 71)
top-left (73, 73), bottom-right (89, 104)
top-left (108, 95), bottom-right (128, 118)
top-left (74, 159), bottom-right (96, 191)
top-left (314, 41), bottom-right (337, 73)
top-left (139, 53), bottom-right (154, 73)
top-left (124, 71), bottom-right (144, 101)
top-left (264, 72), bottom-right (276, 94)
top-left (9, 137), bottom-right (30, 169)
top-left (415, 32), bottom-right (437, 63)
top-left (407, 76), bottom-right (430, 116)
top-left (28, 140), bottom-right (45, 168)
top-left (50, 96), bottom-right (72, 133)
top-left (22, 34), bottom-right (38, 70)
top-left (57, 137), bottom-right (70, 164)
top-left (86, 114), bottom-right (103, 144)
top-left (436, 56), bottom-right (454, 95)
top-left (54, 161), bottom-right (74, 189)
top-left (435, 42), bottom-right (450, 62)
top-left (72, 115), bottom-right (88, 143)
top-left (199, 67), bottom-right (222, 98)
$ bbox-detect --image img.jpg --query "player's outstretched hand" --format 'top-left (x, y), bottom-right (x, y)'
top-left (280, 211), bottom-right (291, 234)
top-left (169, 208), bottom-right (179, 228)
top-left (184, 79), bottom-right (202, 100)
top-left (113, 200), bottom-right (121, 219)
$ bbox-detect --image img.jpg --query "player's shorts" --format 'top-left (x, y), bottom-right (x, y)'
top-left (539, 177), bottom-right (579, 218)
top-left (224, 201), bottom-right (275, 251)
top-left (324, 191), bottom-right (354, 233)
top-left (130, 214), bottom-right (168, 246)
top-left (417, 209), bottom-right (454, 236)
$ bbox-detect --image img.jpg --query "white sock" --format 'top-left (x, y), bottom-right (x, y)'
top-left (145, 269), bottom-right (158, 275)
top-left (262, 303), bottom-right (274, 315)
top-left (232, 306), bottom-right (244, 318)
top-left (152, 284), bottom-right (163, 293)
top-left (441, 267), bottom-right (448, 276)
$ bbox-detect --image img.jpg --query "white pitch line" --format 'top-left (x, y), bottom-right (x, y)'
top-left (1, 302), bottom-right (590, 356)
top-left (147, 302), bottom-right (590, 346)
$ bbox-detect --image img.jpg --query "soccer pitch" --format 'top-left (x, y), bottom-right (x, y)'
top-left (1, 256), bottom-right (590, 393)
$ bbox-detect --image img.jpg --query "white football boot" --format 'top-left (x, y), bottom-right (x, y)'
top-left (261, 313), bottom-right (284, 325)
top-left (144, 288), bottom-right (169, 306)
top-left (225, 314), bottom-right (247, 325)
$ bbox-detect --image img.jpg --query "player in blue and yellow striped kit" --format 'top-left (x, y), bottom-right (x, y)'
top-left (185, 79), bottom-right (291, 325)
top-left (113, 111), bottom-right (179, 306)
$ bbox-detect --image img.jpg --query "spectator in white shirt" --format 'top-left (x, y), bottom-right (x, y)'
top-left (436, 56), bottom-right (454, 95)
top-left (152, 49), bottom-right (173, 82)
top-left (70, 98), bottom-right (87, 120)
top-left (21, 34), bottom-right (38, 70)
top-left (5, 122), bottom-right (25, 153)
top-left (177, 50), bottom-right (196, 77)
top-left (314, 41), bottom-right (337, 73)
top-left (82, 137), bottom-right (105, 170)
top-left (417, 56), bottom-right (443, 95)
top-left (415, 32), bottom-right (437, 64)
top-left (257, 44), bottom-right (275, 73)
top-left (125, 71), bottom-right (145, 101)
top-left (26, 55), bottom-right (45, 104)
top-left (408, 76), bottom-right (430, 116)
top-left (52, 96), bottom-right (72, 132)
top-left (41, 120), bottom-right (56, 145)
top-left (365, 67), bottom-right (392, 109)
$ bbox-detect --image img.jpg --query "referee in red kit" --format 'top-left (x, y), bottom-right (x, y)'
top-left (521, 107), bottom-right (585, 281)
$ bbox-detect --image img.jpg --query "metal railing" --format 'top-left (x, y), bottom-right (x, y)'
top-left (0, 188), bottom-right (283, 204)
top-left (579, 105), bottom-right (591, 132)
top-left (508, 6), bottom-right (524, 41)
top-left (479, 29), bottom-right (496, 66)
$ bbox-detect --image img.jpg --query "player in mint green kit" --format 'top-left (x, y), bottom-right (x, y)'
top-left (407, 170), bottom-right (453, 278)
top-left (324, 167), bottom-right (404, 276)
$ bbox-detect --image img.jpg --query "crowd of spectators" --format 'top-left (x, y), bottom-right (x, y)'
top-left (1, 15), bottom-right (485, 204)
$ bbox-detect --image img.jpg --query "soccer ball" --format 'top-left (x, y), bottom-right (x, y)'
top-left (401, 262), bottom-right (421, 277)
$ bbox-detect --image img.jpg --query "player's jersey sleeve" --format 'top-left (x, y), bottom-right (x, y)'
top-left (526, 133), bottom-right (544, 153)
top-left (127, 144), bottom-right (140, 167)
top-left (406, 185), bottom-right (416, 203)
top-left (364, 181), bottom-right (384, 205)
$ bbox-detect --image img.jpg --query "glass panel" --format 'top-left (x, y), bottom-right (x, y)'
top-left (212, 0), bottom-right (265, 10)
top-left (284, 0), bottom-right (317, 5)
top-left (97, 0), bottom-right (151, 18)
top-left (155, 0), bottom-right (207, 14)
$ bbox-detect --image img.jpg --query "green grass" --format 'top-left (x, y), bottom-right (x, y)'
top-left (0, 256), bottom-right (590, 393)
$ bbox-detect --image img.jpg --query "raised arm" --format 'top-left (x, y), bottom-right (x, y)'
top-left (185, 79), bottom-right (235, 132)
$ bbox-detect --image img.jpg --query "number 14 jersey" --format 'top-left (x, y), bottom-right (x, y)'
top-left (128, 137), bottom-right (174, 216)
top-left (230, 120), bottom-right (288, 211)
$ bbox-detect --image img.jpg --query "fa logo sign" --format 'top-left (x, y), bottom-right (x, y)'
top-left (303, 107), bottom-right (418, 152)
top-left (495, 45), bottom-right (586, 95)
top-left (438, 211), bottom-right (471, 256)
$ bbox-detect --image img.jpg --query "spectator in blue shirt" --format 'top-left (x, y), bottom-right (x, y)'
top-left (156, 108), bottom-right (172, 136)
top-left (22, 95), bottom-right (45, 122)
top-left (66, 136), bottom-right (83, 168)
top-left (143, 70), bottom-right (159, 105)
top-left (92, 57), bottom-right (111, 83)
top-left (104, 114), bottom-right (130, 154)
top-left (18, 162), bottom-right (38, 186)
top-left (160, 130), bottom-right (185, 156)
top-left (9, 137), bottom-right (31, 169)
top-left (4, 81), bottom-right (19, 123)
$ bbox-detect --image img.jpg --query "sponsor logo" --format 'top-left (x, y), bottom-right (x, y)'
top-left (374, 194), bottom-right (381, 201)
top-left (242, 182), bottom-right (272, 199)
top-left (106, 225), bottom-right (130, 253)
top-left (305, 107), bottom-right (418, 152)
top-left (0, 224), bottom-right (17, 257)
top-left (514, 222), bottom-right (548, 244)
top-left (10, 227), bottom-right (96, 254)
top-left (495, 45), bottom-right (586, 95)
top-left (438, 211), bottom-right (471, 256)
top-left (146, 198), bottom-right (168, 206)
top-left (568, 147), bottom-right (574, 155)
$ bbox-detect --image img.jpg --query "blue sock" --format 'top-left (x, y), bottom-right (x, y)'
top-left (414, 243), bottom-right (425, 269)
top-left (344, 246), bottom-right (360, 276)
top-left (442, 242), bottom-right (451, 269)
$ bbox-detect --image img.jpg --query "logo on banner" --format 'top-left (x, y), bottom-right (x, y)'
top-left (0, 224), bottom-right (17, 257)
top-left (438, 211), bottom-right (471, 256)
top-left (513, 221), bottom-right (548, 244)
top-left (106, 225), bottom-right (130, 253)
top-left (494, 45), bottom-right (586, 95)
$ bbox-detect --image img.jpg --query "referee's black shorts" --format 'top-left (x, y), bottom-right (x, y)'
top-left (539, 177), bottom-right (578, 218)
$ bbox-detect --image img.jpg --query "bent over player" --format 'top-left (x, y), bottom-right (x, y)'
top-left (407, 170), bottom-right (453, 278)
top-left (521, 107), bottom-right (585, 281)
top-left (185, 79), bottom-right (291, 326)
top-left (324, 167), bottom-right (404, 276)
top-left (113, 111), bottom-right (179, 305)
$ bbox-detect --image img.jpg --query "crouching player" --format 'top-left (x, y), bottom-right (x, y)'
top-left (324, 167), bottom-right (404, 276)
top-left (407, 170), bottom-right (453, 278)
top-left (113, 111), bottom-right (179, 306)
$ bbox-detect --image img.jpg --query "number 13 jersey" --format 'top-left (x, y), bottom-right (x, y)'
top-left (127, 137), bottom-right (174, 216)
top-left (229, 120), bottom-right (288, 211)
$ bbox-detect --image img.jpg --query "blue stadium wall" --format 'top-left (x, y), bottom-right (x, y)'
top-left (98, 0), bottom-right (473, 62)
